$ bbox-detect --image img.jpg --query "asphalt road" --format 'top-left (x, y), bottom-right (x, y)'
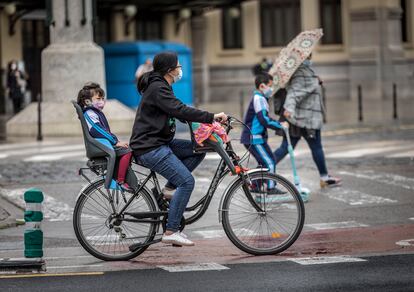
top-left (0, 125), bottom-right (414, 291)
top-left (1, 254), bottom-right (413, 292)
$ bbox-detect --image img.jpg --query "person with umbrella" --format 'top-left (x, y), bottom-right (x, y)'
top-left (270, 29), bottom-right (341, 188)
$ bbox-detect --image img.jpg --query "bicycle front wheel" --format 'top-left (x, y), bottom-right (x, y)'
top-left (73, 179), bottom-right (157, 261)
top-left (221, 171), bottom-right (305, 255)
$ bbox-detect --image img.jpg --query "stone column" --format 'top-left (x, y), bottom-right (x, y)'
top-left (191, 14), bottom-right (210, 105)
top-left (7, 0), bottom-right (135, 138)
top-left (42, 0), bottom-right (105, 101)
top-left (349, 0), bottom-right (410, 100)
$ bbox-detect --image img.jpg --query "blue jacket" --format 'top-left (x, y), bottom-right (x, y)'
top-left (83, 106), bottom-right (119, 145)
top-left (240, 90), bottom-right (282, 145)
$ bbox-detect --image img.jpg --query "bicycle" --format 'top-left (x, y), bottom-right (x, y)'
top-left (72, 102), bottom-right (305, 261)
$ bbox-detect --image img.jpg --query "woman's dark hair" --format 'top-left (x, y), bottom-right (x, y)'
top-left (77, 82), bottom-right (105, 108)
top-left (255, 72), bottom-right (273, 89)
top-left (137, 51), bottom-right (178, 94)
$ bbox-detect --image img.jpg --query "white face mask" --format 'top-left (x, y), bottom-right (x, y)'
top-left (262, 85), bottom-right (273, 98)
top-left (11, 63), bottom-right (17, 70)
top-left (171, 68), bottom-right (183, 83)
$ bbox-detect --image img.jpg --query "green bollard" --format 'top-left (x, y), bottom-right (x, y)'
top-left (24, 188), bottom-right (44, 258)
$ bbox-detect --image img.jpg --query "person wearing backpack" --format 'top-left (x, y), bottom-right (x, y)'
top-left (273, 55), bottom-right (341, 188)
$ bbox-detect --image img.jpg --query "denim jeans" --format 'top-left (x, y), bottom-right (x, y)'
top-left (273, 129), bottom-right (328, 177)
top-left (136, 139), bottom-right (205, 232)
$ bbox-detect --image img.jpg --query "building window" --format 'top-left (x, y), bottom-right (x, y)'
top-left (320, 0), bottom-right (343, 44)
top-left (22, 19), bottom-right (50, 102)
top-left (222, 6), bottom-right (243, 49)
top-left (94, 10), bottom-right (112, 45)
top-left (136, 12), bottom-right (163, 40)
top-left (260, 0), bottom-right (301, 47)
top-left (401, 0), bottom-right (409, 43)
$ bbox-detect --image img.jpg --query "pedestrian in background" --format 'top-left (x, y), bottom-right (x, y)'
top-left (240, 72), bottom-right (288, 194)
top-left (7, 60), bottom-right (26, 114)
top-left (251, 57), bottom-right (273, 76)
top-left (273, 54), bottom-right (342, 188)
top-left (135, 58), bottom-right (153, 83)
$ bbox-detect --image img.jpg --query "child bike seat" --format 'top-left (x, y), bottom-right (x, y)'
top-left (72, 101), bottom-right (117, 189)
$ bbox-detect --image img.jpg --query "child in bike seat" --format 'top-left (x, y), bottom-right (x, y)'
top-left (77, 82), bottom-right (133, 191)
top-left (240, 73), bottom-right (288, 195)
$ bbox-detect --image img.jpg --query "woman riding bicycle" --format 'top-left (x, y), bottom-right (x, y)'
top-left (130, 51), bottom-right (227, 247)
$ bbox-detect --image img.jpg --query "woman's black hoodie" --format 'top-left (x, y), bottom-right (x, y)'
top-left (130, 72), bottom-right (214, 156)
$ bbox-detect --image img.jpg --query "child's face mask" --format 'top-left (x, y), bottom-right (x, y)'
top-left (261, 84), bottom-right (273, 98)
top-left (92, 99), bottom-right (105, 110)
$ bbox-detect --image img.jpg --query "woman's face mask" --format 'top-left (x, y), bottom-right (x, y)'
top-left (170, 66), bottom-right (183, 83)
top-left (303, 59), bottom-right (312, 67)
top-left (11, 63), bottom-right (17, 70)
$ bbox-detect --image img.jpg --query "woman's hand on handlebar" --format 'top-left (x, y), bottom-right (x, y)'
top-left (214, 112), bottom-right (228, 123)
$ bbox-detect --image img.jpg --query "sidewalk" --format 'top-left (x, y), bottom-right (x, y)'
top-left (0, 193), bottom-right (23, 229)
top-left (0, 114), bottom-right (11, 141)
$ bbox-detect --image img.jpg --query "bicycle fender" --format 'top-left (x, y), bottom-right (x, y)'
top-left (218, 168), bottom-right (269, 222)
top-left (76, 178), bottom-right (105, 202)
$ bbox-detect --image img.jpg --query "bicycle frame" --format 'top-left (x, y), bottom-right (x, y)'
top-left (78, 121), bottom-right (265, 230)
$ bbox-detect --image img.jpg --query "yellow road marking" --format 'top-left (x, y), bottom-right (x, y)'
top-left (0, 271), bottom-right (104, 279)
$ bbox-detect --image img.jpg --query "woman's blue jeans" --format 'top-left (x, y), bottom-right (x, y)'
top-left (273, 129), bottom-right (328, 177)
top-left (136, 139), bottom-right (205, 232)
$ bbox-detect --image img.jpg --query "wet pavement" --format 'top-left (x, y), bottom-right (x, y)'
top-left (0, 123), bottom-right (413, 276)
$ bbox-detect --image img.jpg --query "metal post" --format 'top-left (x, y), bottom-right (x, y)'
top-left (24, 188), bottom-right (44, 258)
top-left (393, 83), bottom-right (398, 120)
top-left (37, 94), bottom-right (43, 141)
top-left (358, 85), bottom-right (363, 122)
top-left (239, 91), bottom-right (244, 119)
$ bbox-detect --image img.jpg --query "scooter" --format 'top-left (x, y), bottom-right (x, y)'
top-left (283, 127), bottom-right (311, 202)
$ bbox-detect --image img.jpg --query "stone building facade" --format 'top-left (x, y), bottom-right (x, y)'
top-left (0, 0), bottom-right (413, 137)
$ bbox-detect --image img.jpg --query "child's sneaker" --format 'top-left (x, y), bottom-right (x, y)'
top-left (320, 175), bottom-right (342, 188)
top-left (118, 182), bottom-right (133, 192)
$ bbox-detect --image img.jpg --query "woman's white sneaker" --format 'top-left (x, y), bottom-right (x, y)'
top-left (162, 232), bottom-right (194, 246)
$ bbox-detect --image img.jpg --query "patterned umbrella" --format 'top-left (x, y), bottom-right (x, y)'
top-left (269, 28), bottom-right (323, 91)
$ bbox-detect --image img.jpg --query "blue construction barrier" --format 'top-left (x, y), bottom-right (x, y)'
top-left (103, 41), bottom-right (193, 108)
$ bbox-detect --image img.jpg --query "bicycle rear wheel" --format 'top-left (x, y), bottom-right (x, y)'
top-left (221, 171), bottom-right (305, 255)
top-left (73, 179), bottom-right (157, 261)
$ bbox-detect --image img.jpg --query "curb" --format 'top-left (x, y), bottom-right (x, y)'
top-left (0, 258), bottom-right (45, 273)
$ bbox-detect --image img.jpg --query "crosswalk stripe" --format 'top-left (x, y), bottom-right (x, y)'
top-left (387, 150), bottom-right (414, 158)
top-left (194, 230), bottom-right (225, 239)
top-left (0, 144), bottom-right (85, 158)
top-left (290, 256), bottom-right (367, 265)
top-left (24, 150), bottom-right (86, 162)
top-left (326, 145), bottom-right (413, 158)
top-left (320, 188), bottom-right (397, 206)
top-left (158, 263), bottom-right (229, 272)
top-left (0, 141), bottom-right (64, 151)
top-left (305, 221), bottom-right (369, 230)
top-left (339, 171), bottom-right (414, 191)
